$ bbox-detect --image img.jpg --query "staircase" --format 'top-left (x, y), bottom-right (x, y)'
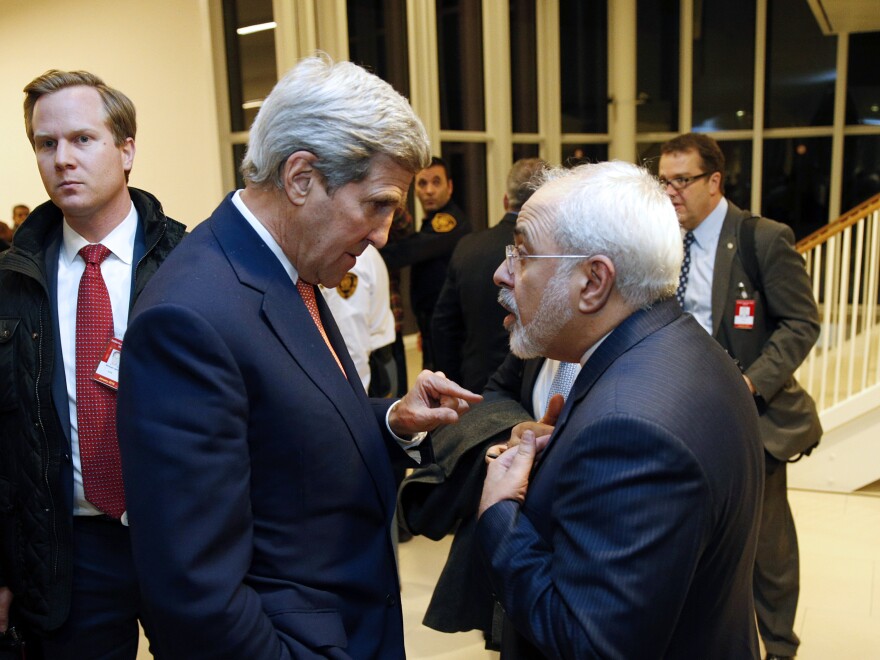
top-left (789, 193), bottom-right (880, 492)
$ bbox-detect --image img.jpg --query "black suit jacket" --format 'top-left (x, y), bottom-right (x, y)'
top-left (379, 200), bottom-right (471, 314)
top-left (483, 352), bottom-right (544, 416)
top-left (432, 213), bottom-right (517, 392)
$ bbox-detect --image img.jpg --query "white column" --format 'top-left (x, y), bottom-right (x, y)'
top-left (608, 0), bottom-right (637, 162)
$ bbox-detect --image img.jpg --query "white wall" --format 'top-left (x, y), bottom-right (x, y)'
top-left (0, 0), bottom-right (224, 229)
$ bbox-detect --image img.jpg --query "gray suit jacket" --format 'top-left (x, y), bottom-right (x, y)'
top-left (711, 201), bottom-right (822, 459)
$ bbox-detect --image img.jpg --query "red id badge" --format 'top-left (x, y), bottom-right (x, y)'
top-left (93, 337), bottom-right (123, 390)
top-left (734, 299), bottom-right (755, 329)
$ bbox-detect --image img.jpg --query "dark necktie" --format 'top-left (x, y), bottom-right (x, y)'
top-left (676, 231), bottom-right (696, 308)
top-left (296, 280), bottom-right (346, 377)
top-left (76, 244), bottom-right (126, 519)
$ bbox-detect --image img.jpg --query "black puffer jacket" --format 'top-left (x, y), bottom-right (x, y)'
top-left (0, 187), bottom-right (185, 632)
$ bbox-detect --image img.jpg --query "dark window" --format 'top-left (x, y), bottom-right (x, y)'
top-left (562, 144), bottom-right (608, 167)
top-left (232, 144), bottom-right (247, 190)
top-left (847, 32), bottom-right (880, 126)
top-left (762, 137), bottom-right (831, 240)
top-left (513, 144), bottom-right (541, 161)
top-left (765, 0), bottom-right (837, 128)
top-left (347, 0), bottom-right (410, 98)
top-left (716, 140), bottom-right (753, 212)
top-left (842, 135), bottom-right (880, 212)
top-left (437, 0), bottom-right (485, 131)
top-left (510, 0), bottom-right (538, 134)
top-left (442, 142), bottom-right (488, 230)
top-left (222, 0), bottom-right (277, 133)
top-left (559, 0), bottom-right (608, 134)
top-left (637, 142), bottom-right (663, 175)
top-left (636, 0), bottom-right (679, 133)
top-left (692, 1), bottom-right (756, 131)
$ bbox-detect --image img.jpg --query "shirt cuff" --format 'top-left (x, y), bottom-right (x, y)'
top-left (386, 400), bottom-right (428, 463)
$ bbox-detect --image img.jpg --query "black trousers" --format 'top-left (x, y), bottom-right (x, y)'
top-left (34, 516), bottom-right (151, 660)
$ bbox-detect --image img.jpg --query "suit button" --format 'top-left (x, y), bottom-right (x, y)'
top-left (385, 594), bottom-right (397, 608)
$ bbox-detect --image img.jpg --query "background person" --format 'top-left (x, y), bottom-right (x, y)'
top-left (321, 243), bottom-right (396, 392)
top-left (380, 156), bottom-right (471, 370)
top-left (11, 204), bottom-right (30, 231)
top-left (0, 69), bottom-right (185, 658)
top-left (659, 132), bottom-right (822, 660)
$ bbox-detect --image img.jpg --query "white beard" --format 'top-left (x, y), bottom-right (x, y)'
top-left (498, 271), bottom-right (573, 359)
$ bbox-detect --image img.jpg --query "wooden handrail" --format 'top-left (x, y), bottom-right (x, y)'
top-left (796, 192), bottom-right (880, 254)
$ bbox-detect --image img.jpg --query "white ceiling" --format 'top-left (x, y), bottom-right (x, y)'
top-left (806, 0), bottom-right (880, 34)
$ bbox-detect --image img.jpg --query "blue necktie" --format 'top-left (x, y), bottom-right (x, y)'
top-left (676, 231), bottom-right (696, 308)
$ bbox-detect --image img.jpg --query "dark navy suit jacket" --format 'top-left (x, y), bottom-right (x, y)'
top-left (117, 195), bottom-right (423, 659)
top-left (477, 299), bottom-right (764, 659)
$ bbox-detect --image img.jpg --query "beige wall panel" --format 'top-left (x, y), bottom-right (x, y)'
top-left (0, 0), bottom-right (223, 229)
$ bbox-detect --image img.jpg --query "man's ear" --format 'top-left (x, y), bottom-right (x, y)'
top-left (576, 256), bottom-right (616, 314)
top-left (709, 170), bottom-right (723, 196)
top-left (282, 151), bottom-right (319, 206)
top-left (120, 137), bottom-right (135, 174)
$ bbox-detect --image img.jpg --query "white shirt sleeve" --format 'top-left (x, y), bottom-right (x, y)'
top-left (321, 245), bottom-right (394, 390)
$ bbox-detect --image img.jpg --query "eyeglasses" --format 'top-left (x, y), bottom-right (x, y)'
top-left (658, 171), bottom-right (713, 191)
top-left (505, 244), bottom-right (590, 273)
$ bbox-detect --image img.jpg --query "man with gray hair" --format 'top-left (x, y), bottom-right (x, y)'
top-left (115, 55), bottom-right (480, 659)
top-left (477, 161), bottom-right (764, 658)
top-left (432, 157), bottom-right (548, 393)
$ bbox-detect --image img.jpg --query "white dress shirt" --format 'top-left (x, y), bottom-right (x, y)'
top-left (321, 245), bottom-right (395, 390)
top-left (58, 202), bottom-right (137, 516)
top-left (530, 335), bottom-right (608, 420)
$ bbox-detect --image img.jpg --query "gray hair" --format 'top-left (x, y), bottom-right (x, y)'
top-left (537, 161), bottom-right (682, 309)
top-left (506, 158), bottom-right (548, 210)
top-left (241, 54), bottom-right (430, 193)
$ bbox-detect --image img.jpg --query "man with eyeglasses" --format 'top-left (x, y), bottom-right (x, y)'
top-left (476, 160), bottom-right (764, 658)
top-left (659, 132), bottom-right (821, 660)
top-left (431, 158), bottom-right (548, 394)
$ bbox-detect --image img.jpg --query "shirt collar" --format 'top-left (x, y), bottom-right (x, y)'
top-left (232, 189), bottom-right (300, 284)
top-left (580, 331), bottom-right (611, 366)
top-left (60, 201), bottom-right (137, 266)
top-left (691, 197), bottom-right (728, 249)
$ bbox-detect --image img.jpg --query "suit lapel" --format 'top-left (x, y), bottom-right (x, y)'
top-left (209, 196), bottom-right (394, 511)
top-left (314, 288), bottom-right (365, 391)
top-left (711, 205), bottom-right (741, 337)
top-left (536, 300), bottom-right (683, 470)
